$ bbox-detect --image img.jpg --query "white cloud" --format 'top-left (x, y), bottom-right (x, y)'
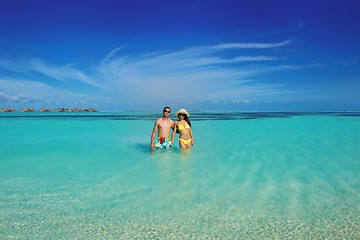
top-left (93, 40), bottom-right (295, 102)
top-left (212, 40), bottom-right (293, 49)
top-left (0, 78), bottom-right (108, 107)
top-left (0, 58), bottom-right (102, 88)
top-left (0, 40), bottom-right (302, 109)
top-left (0, 92), bottom-right (18, 101)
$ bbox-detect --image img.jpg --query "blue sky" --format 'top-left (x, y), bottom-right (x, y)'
top-left (0, 0), bottom-right (359, 111)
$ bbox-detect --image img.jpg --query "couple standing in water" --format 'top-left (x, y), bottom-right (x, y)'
top-left (150, 107), bottom-right (194, 150)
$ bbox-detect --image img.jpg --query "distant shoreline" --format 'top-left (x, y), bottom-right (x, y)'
top-left (0, 108), bottom-right (99, 112)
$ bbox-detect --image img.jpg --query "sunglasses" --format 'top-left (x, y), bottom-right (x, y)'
top-left (163, 110), bottom-right (171, 113)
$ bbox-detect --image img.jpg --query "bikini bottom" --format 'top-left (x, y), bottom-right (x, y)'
top-left (179, 138), bottom-right (192, 145)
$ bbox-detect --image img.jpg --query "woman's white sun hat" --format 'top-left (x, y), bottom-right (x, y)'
top-left (175, 108), bottom-right (190, 117)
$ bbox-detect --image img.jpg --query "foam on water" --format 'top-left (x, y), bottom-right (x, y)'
top-left (0, 112), bottom-right (359, 239)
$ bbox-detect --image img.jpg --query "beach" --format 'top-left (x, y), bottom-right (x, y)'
top-left (0, 111), bottom-right (359, 239)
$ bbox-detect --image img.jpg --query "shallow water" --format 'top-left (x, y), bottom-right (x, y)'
top-left (0, 111), bottom-right (359, 239)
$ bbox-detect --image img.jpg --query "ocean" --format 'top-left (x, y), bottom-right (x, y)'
top-left (0, 111), bottom-right (359, 239)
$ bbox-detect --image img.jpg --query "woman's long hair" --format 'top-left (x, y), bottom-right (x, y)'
top-left (183, 115), bottom-right (191, 127)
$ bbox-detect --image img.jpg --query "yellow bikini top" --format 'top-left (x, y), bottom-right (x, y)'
top-left (178, 122), bottom-right (190, 131)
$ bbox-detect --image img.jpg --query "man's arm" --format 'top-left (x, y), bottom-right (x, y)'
top-left (170, 121), bottom-right (176, 144)
top-left (150, 120), bottom-right (158, 149)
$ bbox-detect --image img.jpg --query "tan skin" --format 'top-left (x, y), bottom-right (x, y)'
top-left (150, 108), bottom-right (176, 149)
top-left (176, 114), bottom-right (194, 149)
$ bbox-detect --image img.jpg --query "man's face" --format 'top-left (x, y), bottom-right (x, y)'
top-left (163, 108), bottom-right (171, 116)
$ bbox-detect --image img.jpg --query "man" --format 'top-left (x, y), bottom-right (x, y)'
top-left (150, 106), bottom-right (176, 149)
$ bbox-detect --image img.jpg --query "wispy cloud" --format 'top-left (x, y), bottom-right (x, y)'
top-left (0, 58), bottom-right (102, 88)
top-left (94, 40), bottom-right (297, 103)
top-left (212, 40), bottom-right (293, 49)
top-left (0, 78), bottom-right (109, 107)
top-left (0, 40), bottom-right (303, 109)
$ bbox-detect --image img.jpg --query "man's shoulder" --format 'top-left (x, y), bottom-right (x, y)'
top-left (155, 117), bottom-right (163, 124)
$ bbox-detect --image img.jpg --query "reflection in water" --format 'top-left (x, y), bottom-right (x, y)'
top-left (151, 149), bottom-right (194, 200)
top-left (180, 147), bottom-right (193, 156)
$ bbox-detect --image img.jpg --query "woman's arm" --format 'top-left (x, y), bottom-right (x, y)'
top-left (171, 121), bottom-right (177, 144)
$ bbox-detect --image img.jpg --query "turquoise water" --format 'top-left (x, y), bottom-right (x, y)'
top-left (0, 111), bottom-right (359, 239)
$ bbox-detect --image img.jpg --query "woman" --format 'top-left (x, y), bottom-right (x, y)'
top-left (175, 109), bottom-right (194, 149)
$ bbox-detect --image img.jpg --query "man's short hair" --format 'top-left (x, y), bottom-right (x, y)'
top-left (163, 106), bottom-right (171, 111)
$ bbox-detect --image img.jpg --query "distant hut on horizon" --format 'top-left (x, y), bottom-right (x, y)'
top-left (20, 108), bottom-right (35, 112)
top-left (39, 108), bottom-right (52, 112)
top-left (1, 108), bottom-right (16, 112)
top-left (83, 108), bottom-right (98, 112)
top-left (55, 108), bottom-right (70, 112)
